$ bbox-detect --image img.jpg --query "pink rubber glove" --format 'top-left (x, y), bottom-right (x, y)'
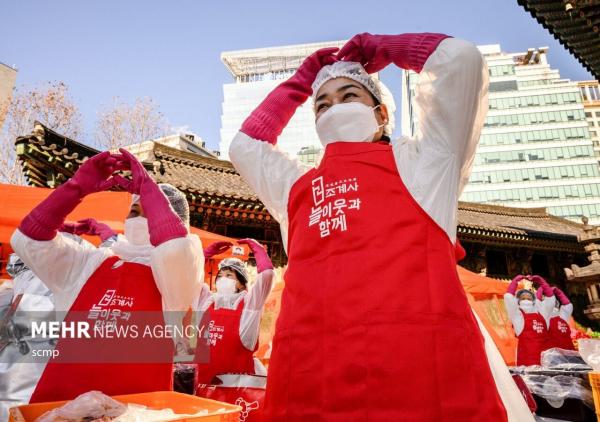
top-left (529, 275), bottom-right (553, 297)
top-left (241, 47), bottom-right (338, 144)
top-left (554, 287), bottom-right (571, 305)
top-left (337, 32), bottom-right (451, 73)
top-left (60, 218), bottom-right (117, 242)
top-left (507, 275), bottom-right (526, 295)
top-left (114, 148), bottom-right (187, 246)
top-left (204, 241), bottom-right (233, 259)
top-left (19, 152), bottom-right (125, 241)
top-left (535, 287), bottom-right (544, 301)
top-left (238, 238), bottom-right (273, 273)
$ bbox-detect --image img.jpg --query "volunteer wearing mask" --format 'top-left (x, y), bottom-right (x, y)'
top-left (0, 223), bottom-right (115, 417)
top-left (193, 239), bottom-right (273, 386)
top-left (10, 148), bottom-right (203, 402)
top-left (504, 275), bottom-right (556, 366)
top-left (536, 286), bottom-right (575, 351)
top-left (229, 32), bottom-right (530, 421)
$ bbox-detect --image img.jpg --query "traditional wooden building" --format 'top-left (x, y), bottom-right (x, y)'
top-left (16, 122), bottom-right (599, 324)
top-left (517, 0), bottom-right (600, 81)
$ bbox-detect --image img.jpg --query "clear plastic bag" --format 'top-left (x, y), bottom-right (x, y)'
top-left (578, 338), bottom-right (600, 371)
top-left (35, 391), bottom-right (127, 422)
top-left (521, 374), bottom-right (594, 409)
top-left (540, 347), bottom-right (589, 370)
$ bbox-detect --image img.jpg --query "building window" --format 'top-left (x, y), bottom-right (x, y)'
top-left (591, 86), bottom-right (600, 101)
top-left (581, 87), bottom-right (589, 101)
top-left (489, 80), bottom-right (518, 92)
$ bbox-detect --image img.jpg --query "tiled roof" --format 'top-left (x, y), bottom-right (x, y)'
top-left (517, 0), bottom-right (600, 81)
top-left (151, 143), bottom-right (258, 202)
top-left (458, 202), bottom-right (584, 252)
top-left (15, 122), bottom-right (98, 188)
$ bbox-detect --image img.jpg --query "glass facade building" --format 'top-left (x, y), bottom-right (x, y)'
top-left (579, 80), bottom-right (600, 163)
top-left (403, 45), bottom-right (600, 223)
top-left (219, 41), bottom-right (345, 160)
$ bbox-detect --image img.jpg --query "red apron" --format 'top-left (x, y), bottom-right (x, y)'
top-left (547, 315), bottom-right (575, 351)
top-left (195, 299), bottom-right (256, 386)
top-left (265, 142), bottom-right (507, 421)
top-left (30, 256), bottom-right (174, 402)
top-left (516, 310), bottom-right (547, 366)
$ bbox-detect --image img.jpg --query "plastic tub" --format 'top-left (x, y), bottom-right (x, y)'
top-left (9, 391), bottom-right (241, 422)
top-left (590, 372), bottom-right (600, 419)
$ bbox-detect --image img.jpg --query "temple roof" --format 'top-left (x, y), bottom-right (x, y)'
top-left (458, 201), bottom-right (583, 252)
top-left (15, 122), bottom-right (585, 251)
top-left (517, 0), bottom-right (600, 81)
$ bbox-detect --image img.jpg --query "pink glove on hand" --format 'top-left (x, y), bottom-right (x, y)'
top-left (241, 47), bottom-right (338, 144)
top-left (529, 275), bottom-right (553, 297)
top-left (535, 287), bottom-right (544, 301)
top-left (554, 287), bottom-right (571, 305)
top-left (337, 32), bottom-right (451, 73)
top-left (114, 148), bottom-right (187, 246)
top-left (20, 151), bottom-right (124, 241)
top-left (507, 275), bottom-right (526, 295)
top-left (238, 238), bottom-right (273, 273)
top-left (60, 218), bottom-right (117, 242)
top-left (204, 241), bottom-right (233, 259)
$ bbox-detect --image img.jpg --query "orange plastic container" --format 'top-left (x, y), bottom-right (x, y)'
top-left (589, 372), bottom-right (600, 419)
top-left (9, 391), bottom-right (241, 422)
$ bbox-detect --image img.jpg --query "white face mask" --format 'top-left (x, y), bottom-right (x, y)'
top-left (519, 299), bottom-right (534, 309)
top-left (124, 216), bottom-right (150, 246)
top-left (316, 102), bottom-right (382, 147)
top-left (216, 277), bottom-right (237, 295)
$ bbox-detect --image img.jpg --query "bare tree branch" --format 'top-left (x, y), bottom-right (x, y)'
top-left (94, 97), bottom-right (168, 150)
top-left (0, 82), bottom-right (82, 185)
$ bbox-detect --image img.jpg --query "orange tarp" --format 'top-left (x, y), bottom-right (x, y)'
top-left (458, 266), bottom-right (518, 365)
top-left (256, 279), bottom-right (284, 363)
top-left (0, 184), bottom-right (248, 278)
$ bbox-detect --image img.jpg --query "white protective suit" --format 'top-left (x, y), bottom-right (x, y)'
top-left (11, 231), bottom-right (203, 314)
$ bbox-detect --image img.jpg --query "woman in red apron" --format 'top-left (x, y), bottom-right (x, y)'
top-left (11, 148), bottom-right (203, 402)
top-left (536, 286), bottom-right (575, 351)
top-left (228, 32), bottom-right (522, 420)
top-left (504, 275), bottom-right (556, 365)
top-left (193, 239), bottom-right (274, 386)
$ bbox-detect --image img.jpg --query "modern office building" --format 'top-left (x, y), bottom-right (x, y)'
top-left (403, 44), bottom-right (600, 224)
top-left (220, 41), bottom-right (345, 160)
top-left (579, 80), bottom-right (600, 163)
